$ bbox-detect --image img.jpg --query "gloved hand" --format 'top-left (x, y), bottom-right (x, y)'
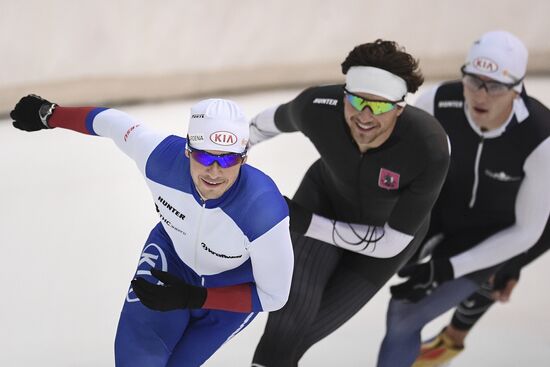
top-left (284, 196), bottom-right (313, 234)
top-left (10, 94), bottom-right (56, 131)
top-left (131, 268), bottom-right (207, 311)
top-left (492, 264), bottom-right (521, 291)
top-left (490, 264), bottom-right (521, 302)
top-left (390, 258), bottom-right (454, 302)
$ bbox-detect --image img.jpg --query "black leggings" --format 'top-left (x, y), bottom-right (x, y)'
top-left (252, 230), bottom-right (424, 367)
top-left (451, 282), bottom-right (495, 331)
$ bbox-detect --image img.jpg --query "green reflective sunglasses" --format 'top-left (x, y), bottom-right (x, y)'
top-left (343, 88), bottom-right (401, 115)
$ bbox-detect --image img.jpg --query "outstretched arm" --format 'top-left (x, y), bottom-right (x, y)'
top-left (11, 95), bottom-right (166, 173)
top-left (249, 87), bottom-right (316, 146)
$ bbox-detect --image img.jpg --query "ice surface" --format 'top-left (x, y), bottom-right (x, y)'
top-left (1, 78), bottom-right (549, 366)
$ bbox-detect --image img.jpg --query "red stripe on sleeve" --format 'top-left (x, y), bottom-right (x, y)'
top-left (49, 107), bottom-right (96, 134)
top-left (202, 283), bottom-right (252, 313)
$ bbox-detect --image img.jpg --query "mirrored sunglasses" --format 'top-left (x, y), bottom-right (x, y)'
top-left (461, 65), bottom-right (520, 96)
top-left (343, 88), bottom-right (400, 115)
top-left (186, 146), bottom-right (246, 168)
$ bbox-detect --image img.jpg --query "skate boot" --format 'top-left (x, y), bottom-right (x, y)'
top-left (412, 330), bottom-right (464, 367)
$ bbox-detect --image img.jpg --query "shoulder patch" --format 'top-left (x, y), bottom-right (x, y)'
top-left (438, 100), bottom-right (463, 108)
top-left (313, 98), bottom-right (338, 106)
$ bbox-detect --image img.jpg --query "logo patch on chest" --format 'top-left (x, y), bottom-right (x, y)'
top-left (378, 168), bottom-right (400, 190)
top-left (484, 169), bottom-right (522, 182)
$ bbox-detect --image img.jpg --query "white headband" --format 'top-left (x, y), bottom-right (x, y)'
top-left (345, 66), bottom-right (408, 101)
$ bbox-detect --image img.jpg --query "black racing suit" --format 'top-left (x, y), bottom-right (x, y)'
top-left (251, 85), bottom-right (450, 366)
top-left (424, 82), bottom-right (550, 280)
top-left (419, 82), bottom-right (550, 332)
top-left (376, 81), bottom-right (550, 367)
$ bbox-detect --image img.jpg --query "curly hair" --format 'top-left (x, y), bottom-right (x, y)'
top-left (341, 39), bottom-right (424, 93)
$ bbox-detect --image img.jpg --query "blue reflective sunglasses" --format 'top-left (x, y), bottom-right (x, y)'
top-left (186, 145), bottom-right (246, 168)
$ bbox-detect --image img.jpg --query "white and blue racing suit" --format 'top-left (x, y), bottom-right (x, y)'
top-left (48, 106), bottom-right (294, 367)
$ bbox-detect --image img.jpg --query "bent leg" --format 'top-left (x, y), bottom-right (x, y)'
top-left (252, 234), bottom-right (343, 367)
top-left (115, 303), bottom-right (190, 367)
top-left (377, 277), bottom-right (480, 367)
top-left (294, 265), bottom-right (379, 360)
top-left (167, 309), bottom-right (257, 367)
top-left (115, 225), bottom-right (196, 367)
top-left (296, 233), bottom-right (425, 358)
top-left (451, 281), bottom-right (495, 331)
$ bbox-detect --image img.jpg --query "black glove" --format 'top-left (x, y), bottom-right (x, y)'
top-left (492, 264), bottom-right (521, 291)
top-left (10, 94), bottom-right (56, 131)
top-left (131, 268), bottom-right (207, 311)
top-left (284, 196), bottom-right (313, 234)
top-left (390, 258), bottom-right (454, 302)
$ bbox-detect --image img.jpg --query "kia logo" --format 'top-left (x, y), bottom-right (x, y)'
top-left (473, 57), bottom-right (498, 73)
top-left (210, 131), bottom-right (237, 146)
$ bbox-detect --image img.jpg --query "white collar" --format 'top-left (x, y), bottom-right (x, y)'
top-left (464, 96), bottom-right (529, 138)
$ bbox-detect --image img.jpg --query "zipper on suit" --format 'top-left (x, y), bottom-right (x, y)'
top-left (469, 134), bottom-right (485, 208)
top-left (193, 200), bottom-right (206, 283)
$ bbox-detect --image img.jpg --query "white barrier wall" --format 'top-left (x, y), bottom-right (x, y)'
top-left (1, 0), bottom-right (549, 113)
